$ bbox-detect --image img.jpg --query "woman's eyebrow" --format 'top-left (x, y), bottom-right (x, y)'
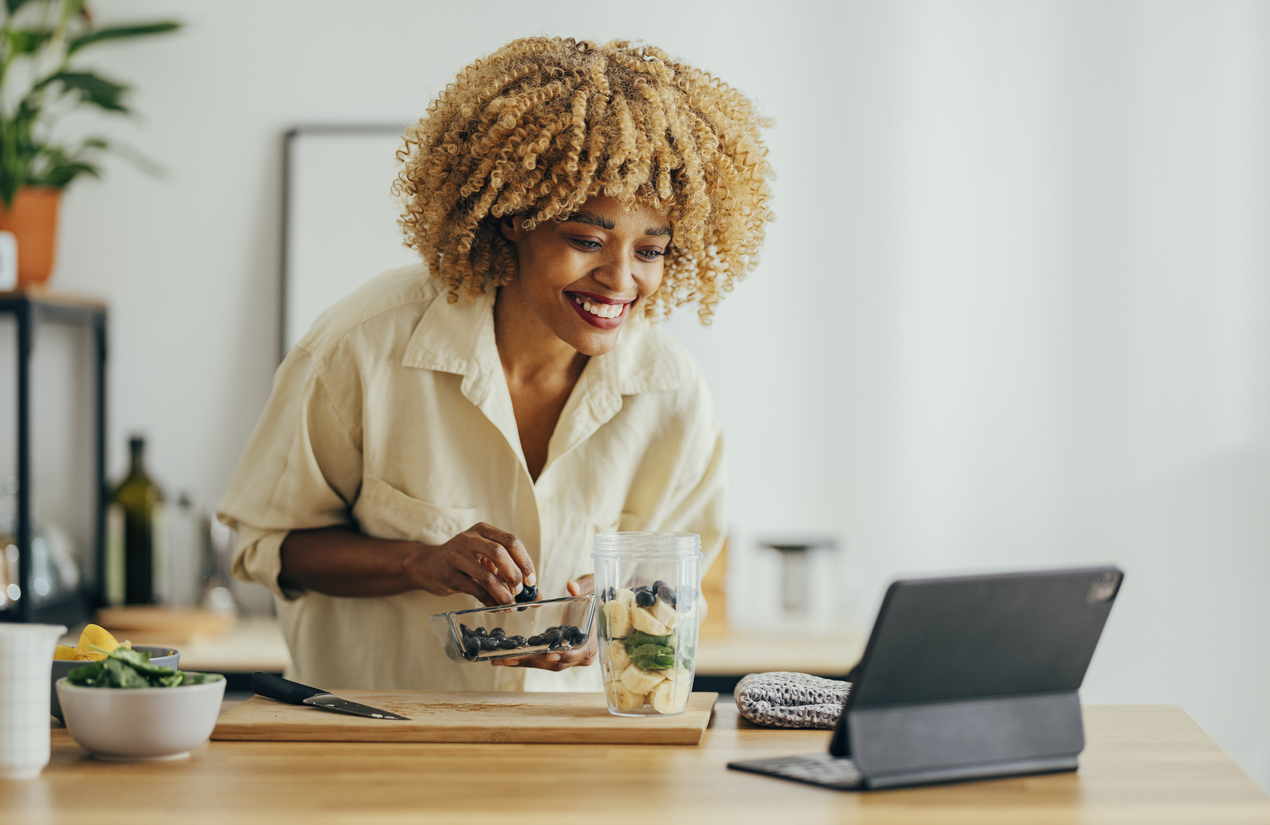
top-left (561, 211), bottom-right (614, 230)
top-left (560, 211), bottom-right (671, 237)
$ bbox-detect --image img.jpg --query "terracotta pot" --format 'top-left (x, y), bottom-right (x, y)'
top-left (0, 187), bottom-right (62, 287)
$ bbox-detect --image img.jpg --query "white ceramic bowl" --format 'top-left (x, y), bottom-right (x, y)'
top-left (55, 676), bottom-right (226, 761)
top-left (49, 646), bottom-right (180, 722)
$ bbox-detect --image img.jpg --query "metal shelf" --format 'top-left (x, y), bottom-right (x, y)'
top-left (0, 288), bottom-right (107, 626)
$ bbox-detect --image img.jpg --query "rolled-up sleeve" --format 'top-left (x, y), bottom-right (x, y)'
top-left (217, 345), bottom-right (363, 599)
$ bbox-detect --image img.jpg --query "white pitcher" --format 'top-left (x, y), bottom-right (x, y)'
top-left (0, 623), bottom-right (66, 779)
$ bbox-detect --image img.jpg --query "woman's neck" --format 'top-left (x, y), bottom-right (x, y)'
top-left (493, 284), bottom-right (589, 481)
top-left (493, 285), bottom-right (589, 387)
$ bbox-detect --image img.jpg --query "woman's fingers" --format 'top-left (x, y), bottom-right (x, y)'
top-left (496, 649), bottom-right (594, 671)
top-left (472, 523), bottom-right (536, 587)
top-left (448, 549), bottom-right (513, 605)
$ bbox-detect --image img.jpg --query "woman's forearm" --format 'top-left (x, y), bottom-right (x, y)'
top-left (279, 526), bottom-right (427, 597)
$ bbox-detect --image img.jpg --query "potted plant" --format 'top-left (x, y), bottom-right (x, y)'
top-left (0, 0), bottom-right (179, 287)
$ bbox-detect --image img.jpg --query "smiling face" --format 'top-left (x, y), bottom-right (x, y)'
top-left (498, 196), bottom-right (671, 358)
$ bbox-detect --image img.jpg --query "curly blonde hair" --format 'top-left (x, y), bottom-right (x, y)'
top-left (393, 37), bottom-right (774, 323)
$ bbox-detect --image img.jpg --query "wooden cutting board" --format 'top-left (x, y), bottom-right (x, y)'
top-left (212, 691), bottom-right (717, 745)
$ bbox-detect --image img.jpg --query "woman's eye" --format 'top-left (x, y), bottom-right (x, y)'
top-left (637, 248), bottom-right (666, 261)
top-left (569, 238), bottom-right (601, 250)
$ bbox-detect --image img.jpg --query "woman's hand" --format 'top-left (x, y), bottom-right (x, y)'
top-left (408, 523), bottom-right (536, 607)
top-left (492, 576), bottom-right (597, 671)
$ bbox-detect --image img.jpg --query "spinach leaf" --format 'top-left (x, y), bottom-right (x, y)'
top-left (64, 646), bottom-right (224, 688)
top-left (623, 630), bottom-right (672, 652)
top-left (627, 643), bottom-right (676, 671)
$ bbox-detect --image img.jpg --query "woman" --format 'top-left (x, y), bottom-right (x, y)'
top-left (218, 37), bottom-right (773, 691)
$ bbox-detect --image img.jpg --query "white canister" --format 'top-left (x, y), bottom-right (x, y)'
top-left (0, 623), bottom-right (66, 779)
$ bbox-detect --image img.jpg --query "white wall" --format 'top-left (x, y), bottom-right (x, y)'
top-left (31, 0), bottom-right (1270, 789)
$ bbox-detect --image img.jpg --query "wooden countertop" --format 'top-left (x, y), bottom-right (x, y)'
top-left (6, 704), bottom-right (1267, 824)
top-left (169, 616), bottom-right (863, 677)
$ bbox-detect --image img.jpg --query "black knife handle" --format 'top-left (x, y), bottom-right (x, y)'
top-left (251, 671), bottom-right (326, 705)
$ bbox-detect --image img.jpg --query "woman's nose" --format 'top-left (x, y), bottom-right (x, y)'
top-left (593, 246), bottom-right (638, 290)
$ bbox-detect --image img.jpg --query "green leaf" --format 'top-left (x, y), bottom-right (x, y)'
top-left (5, 0), bottom-right (39, 15)
top-left (38, 71), bottom-right (132, 113)
top-left (181, 672), bottom-right (224, 685)
top-left (65, 661), bottom-right (106, 685)
top-left (626, 643), bottom-right (676, 671)
top-left (102, 658), bottom-right (149, 688)
top-left (37, 159), bottom-right (95, 187)
top-left (4, 28), bottom-right (55, 56)
top-left (623, 630), bottom-right (672, 651)
top-left (107, 647), bottom-right (152, 667)
top-left (68, 21), bottom-right (181, 55)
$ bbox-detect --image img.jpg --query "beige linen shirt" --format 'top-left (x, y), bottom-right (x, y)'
top-left (218, 265), bottom-right (726, 692)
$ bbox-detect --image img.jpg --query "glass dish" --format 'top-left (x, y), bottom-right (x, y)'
top-left (429, 595), bottom-right (596, 663)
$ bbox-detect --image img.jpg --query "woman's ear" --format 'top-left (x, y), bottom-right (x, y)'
top-left (500, 215), bottom-right (521, 243)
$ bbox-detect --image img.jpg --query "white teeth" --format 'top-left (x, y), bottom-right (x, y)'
top-left (572, 295), bottom-right (625, 319)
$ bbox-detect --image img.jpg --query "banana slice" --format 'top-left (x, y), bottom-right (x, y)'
top-left (602, 601), bottom-right (633, 639)
top-left (53, 644), bottom-right (79, 661)
top-left (607, 682), bottom-right (645, 712)
top-left (604, 639), bottom-right (631, 674)
top-left (629, 606), bottom-right (669, 636)
top-left (620, 663), bottom-right (668, 695)
top-left (651, 598), bottom-right (679, 630)
top-left (616, 587), bottom-right (636, 609)
top-left (650, 677), bottom-right (692, 714)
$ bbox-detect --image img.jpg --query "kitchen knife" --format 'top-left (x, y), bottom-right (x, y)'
top-left (250, 672), bottom-right (411, 720)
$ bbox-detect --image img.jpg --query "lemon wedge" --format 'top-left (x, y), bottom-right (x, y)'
top-left (58, 624), bottom-right (125, 662)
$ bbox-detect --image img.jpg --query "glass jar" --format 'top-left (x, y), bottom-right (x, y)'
top-left (593, 532), bottom-right (702, 717)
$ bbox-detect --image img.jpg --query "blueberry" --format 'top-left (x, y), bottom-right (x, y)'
top-left (567, 626), bottom-right (587, 645)
top-left (527, 635), bottom-right (545, 646)
top-left (480, 636), bottom-right (500, 651)
top-left (515, 584), bottom-right (539, 604)
top-left (656, 582), bottom-right (677, 608)
top-left (463, 647), bottom-right (479, 661)
top-left (635, 589), bottom-right (656, 608)
top-left (499, 638), bottom-right (519, 650)
top-left (474, 627), bottom-right (486, 636)
top-left (491, 628), bottom-right (506, 639)
top-left (460, 624), bottom-right (471, 635)
top-left (602, 586), bottom-right (616, 602)
top-left (545, 630), bottom-right (564, 645)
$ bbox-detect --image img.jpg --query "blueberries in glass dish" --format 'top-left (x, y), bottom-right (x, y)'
top-left (456, 621), bottom-right (589, 661)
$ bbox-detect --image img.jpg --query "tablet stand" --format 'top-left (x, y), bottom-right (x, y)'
top-left (837, 691), bottom-right (1085, 788)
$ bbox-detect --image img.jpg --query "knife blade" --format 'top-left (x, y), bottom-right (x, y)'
top-left (250, 671), bottom-right (411, 720)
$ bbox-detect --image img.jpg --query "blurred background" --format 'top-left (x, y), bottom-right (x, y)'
top-left (0, 0), bottom-right (1265, 791)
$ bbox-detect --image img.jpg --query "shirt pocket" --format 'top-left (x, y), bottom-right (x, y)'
top-left (353, 475), bottom-right (478, 545)
top-left (596, 512), bottom-right (650, 534)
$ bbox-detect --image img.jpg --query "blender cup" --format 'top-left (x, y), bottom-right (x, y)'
top-left (593, 532), bottom-right (702, 717)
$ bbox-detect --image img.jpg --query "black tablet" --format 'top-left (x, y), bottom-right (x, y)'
top-left (730, 565), bottom-right (1124, 790)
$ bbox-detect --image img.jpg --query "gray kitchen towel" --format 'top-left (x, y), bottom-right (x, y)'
top-left (734, 671), bottom-right (852, 729)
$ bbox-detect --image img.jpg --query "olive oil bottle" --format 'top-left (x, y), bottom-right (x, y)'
top-left (105, 436), bottom-right (167, 605)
